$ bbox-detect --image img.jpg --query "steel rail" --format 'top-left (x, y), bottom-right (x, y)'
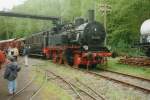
top-left (46, 70), bottom-right (83, 100)
top-left (7, 74), bottom-right (37, 100)
top-left (7, 67), bottom-right (45, 100)
top-left (47, 70), bottom-right (99, 100)
top-left (59, 63), bottom-right (150, 93)
top-left (29, 71), bottom-right (47, 100)
top-left (76, 78), bottom-right (106, 100)
top-left (69, 81), bottom-right (99, 100)
top-left (100, 69), bottom-right (150, 82)
top-left (88, 71), bottom-right (150, 93)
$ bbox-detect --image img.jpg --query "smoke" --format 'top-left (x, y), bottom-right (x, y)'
top-left (0, 0), bottom-right (27, 11)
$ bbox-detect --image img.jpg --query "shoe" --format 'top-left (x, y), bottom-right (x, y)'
top-left (25, 65), bottom-right (28, 67)
top-left (7, 93), bottom-right (13, 96)
top-left (13, 92), bottom-right (15, 95)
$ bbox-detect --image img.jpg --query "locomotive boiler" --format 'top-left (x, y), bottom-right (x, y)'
top-left (25, 10), bottom-right (112, 69)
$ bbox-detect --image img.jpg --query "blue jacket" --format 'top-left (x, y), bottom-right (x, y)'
top-left (4, 62), bottom-right (20, 81)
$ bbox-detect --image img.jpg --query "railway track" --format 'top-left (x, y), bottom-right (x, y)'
top-left (100, 69), bottom-right (150, 82)
top-left (75, 78), bottom-right (105, 100)
top-left (46, 70), bottom-right (83, 100)
top-left (7, 68), bottom-right (47, 100)
top-left (46, 70), bottom-right (105, 100)
top-left (29, 71), bottom-right (47, 100)
top-left (87, 70), bottom-right (150, 93)
top-left (59, 64), bottom-right (150, 93)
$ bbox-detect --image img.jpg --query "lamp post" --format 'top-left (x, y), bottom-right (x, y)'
top-left (99, 3), bottom-right (111, 45)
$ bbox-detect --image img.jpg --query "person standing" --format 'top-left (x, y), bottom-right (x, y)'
top-left (4, 56), bottom-right (20, 95)
top-left (7, 46), bottom-right (14, 57)
top-left (13, 47), bottom-right (19, 61)
top-left (23, 46), bottom-right (30, 67)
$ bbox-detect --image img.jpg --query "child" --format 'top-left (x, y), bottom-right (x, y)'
top-left (4, 56), bottom-right (20, 95)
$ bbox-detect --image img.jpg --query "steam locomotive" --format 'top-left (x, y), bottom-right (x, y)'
top-left (25, 10), bottom-right (112, 68)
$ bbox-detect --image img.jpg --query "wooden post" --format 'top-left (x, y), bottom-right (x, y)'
top-left (99, 3), bottom-right (111, 46)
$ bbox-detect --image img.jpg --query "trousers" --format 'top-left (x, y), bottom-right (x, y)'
top-left (8, 80), bottom-right (17, 94)
top-left (25, 55), bottom-right (28, 66)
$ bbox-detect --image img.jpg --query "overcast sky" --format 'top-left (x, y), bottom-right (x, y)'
top-left (0, 0), bottom-right (26, 11)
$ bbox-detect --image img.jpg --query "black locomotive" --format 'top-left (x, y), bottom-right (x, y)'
top-left (25, 10), bottom-right (111, 68)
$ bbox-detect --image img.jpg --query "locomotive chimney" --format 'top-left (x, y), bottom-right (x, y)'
top-left (88, 10), bottom-right (95, 23)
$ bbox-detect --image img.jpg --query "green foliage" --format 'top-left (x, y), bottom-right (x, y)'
top-left (107, 0), bottom-right (150, 55)
top-left (0, 0), bottom-right (149, 56)
top-left (100, 58), bottom-right (150, 79)
top-left (0, 0), bottom-right (99, 40)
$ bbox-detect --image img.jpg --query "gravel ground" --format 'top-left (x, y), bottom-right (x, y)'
top-left (96, 71), bottom-right (150, 90)
top-left (1, 57), bottom-right (149, 100)
top-left (0, 57), bottom-right (51, 100)
top-left (46, 72), bottom-right (81, 100)
top-left (0, 57), bottom-right (35, 100)
top-left (40, 60), bottom-right (150, 100)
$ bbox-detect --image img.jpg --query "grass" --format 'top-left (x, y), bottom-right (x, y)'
top-left (31, 66), bottom-right (72, 100)
top-left (40, 82), bottom-right (72, 100)
top-left (99, 57), bottom-right (150, 79)
top-left (33, 60), bottom-right (150, 100)
top-left (39, 59), bottom-right (150, 80)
